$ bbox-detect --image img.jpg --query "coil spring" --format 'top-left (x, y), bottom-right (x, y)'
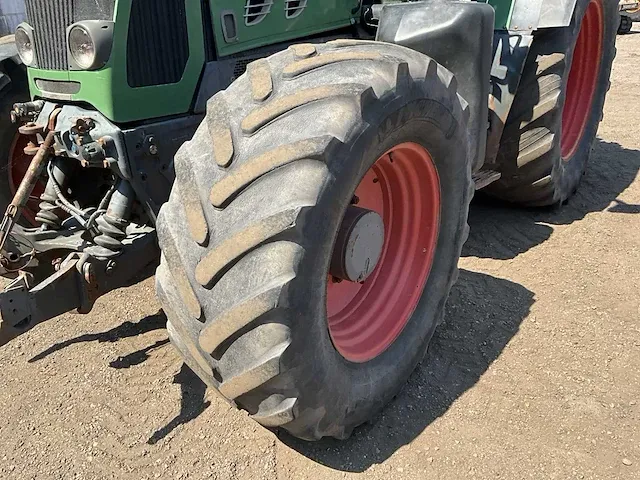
top-left (35, 193), bottom-right (63, 229)
top-left (94, 214), bottom-right (128, 254)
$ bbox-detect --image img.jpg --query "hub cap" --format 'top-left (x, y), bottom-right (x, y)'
top-left (326, 142), bottom-right (441, 363)
top-left (561, 0), bottom-right (604, 160)
top-left (330, 206), bottom-right (385, 284)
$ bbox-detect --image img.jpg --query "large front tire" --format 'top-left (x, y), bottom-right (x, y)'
top-left (156, 41), bottom-right (472, 440)
top-left (487, 0), bottom-right (618, 206)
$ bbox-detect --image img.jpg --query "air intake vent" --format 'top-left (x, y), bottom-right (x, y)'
top-left (285, 0), bottom-right (307, 19)
top-left (127, 0), bottom-right (189, 88)
top-left (244, 0), bottom-right (273, 26)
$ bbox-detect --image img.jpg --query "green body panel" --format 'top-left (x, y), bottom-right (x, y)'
top-left (477, 0), bottom-right (516, 30)
top-left (27, 0), bottom-right (205, 124)
top-left (24, 0), bottom-right (519, 124)
top-left (210, 1), bottom-right (359, 57)
top-left (483, 0), bottom-right (515, 29)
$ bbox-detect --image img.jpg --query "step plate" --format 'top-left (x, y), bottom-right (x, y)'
top-left (473, 170), bottom-right (502, 190)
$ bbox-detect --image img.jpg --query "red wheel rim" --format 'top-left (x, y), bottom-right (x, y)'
top-left (561, 0), bottom-right (604, 160)
top-left (326, 142), bottom-right (441, 363)
top-left (8, 133), bottom-right (43, 225)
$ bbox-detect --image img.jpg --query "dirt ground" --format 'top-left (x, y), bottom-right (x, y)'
top-left (1, 29), bottom-right (639, 480)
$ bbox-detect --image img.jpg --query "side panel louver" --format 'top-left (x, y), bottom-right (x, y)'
top-left (285, 0), bottom-right (308, 19)
top-left (244, 0), bottom-right (273, 26)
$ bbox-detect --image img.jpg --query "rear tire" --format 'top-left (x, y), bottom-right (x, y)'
top-left (486, 0), bottom-right (618, 206)
top-left (156, 40), bottom-right (473, 440)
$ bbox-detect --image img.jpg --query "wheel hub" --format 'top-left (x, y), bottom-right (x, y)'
top-left (329, 206), bottom-right (385, 283)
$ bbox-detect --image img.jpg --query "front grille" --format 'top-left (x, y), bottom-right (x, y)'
top-left (25, 0), bottom-right (73, 70)
top-left (35, 79), bottom-right (81, 95)
top-left (127, 0), bottom-right (189, 88)
top-left (24, 0), bottom-right (115, 71)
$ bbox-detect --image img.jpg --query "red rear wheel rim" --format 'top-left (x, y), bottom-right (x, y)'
top-left (326, 142), bottom-right (441, 363)
top-left (8, 133), bottom-right (42, 225)
top-left (561, 0), bottom-right (604, 160)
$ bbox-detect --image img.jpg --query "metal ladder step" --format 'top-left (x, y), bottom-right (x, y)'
top-left (473, 170), bottom-right (502, 190)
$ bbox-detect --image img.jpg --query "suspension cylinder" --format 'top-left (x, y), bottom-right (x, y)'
top-left (93, 180), bottom-right (135, 256)
top-left (35, 158), bottom-right (76, 229)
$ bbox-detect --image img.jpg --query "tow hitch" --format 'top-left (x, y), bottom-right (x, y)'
top-left (0, 104), bottom-right (159, 347)
top-left (0, 234), bottom-right (156, 347)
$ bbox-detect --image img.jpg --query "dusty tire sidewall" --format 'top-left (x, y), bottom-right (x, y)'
top-left (281, 81), bottom-right (470, 437)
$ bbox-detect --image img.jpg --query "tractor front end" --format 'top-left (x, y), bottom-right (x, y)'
top-left (0, 0), bottom-right (364, 355)
top-left (18, 0), bottom-right (205, 123)
top-left (619, 0), bottom-right (640, 33)
top-left (0, 0), bottom-right (210, 345)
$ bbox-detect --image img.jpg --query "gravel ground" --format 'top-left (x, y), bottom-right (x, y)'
top-left (0, 27), bottom-right (639, 480)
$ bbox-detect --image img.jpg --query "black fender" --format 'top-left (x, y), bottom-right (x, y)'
top-left (376, 0), bottom-right (494, 173)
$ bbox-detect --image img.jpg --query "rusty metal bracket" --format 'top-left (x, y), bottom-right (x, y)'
top-left (0, 256), bottom-right (81, 347)
top-left (0, 108), bottom-right (62, 255)
top-left (0, 227), bottom-right (160, 346)
top-left (0, 229), bottom-right (159, 348)
top-left (0, 130), bottom-right (56, 252)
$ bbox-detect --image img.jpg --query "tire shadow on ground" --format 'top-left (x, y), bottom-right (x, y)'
top-left (147, 364), bottom-right (211, 445)
top-left (280, 269), bottom-right (534, 472)
top-left (463, 139), bottom-right (639, 260)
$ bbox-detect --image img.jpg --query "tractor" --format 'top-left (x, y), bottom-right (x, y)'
top-left (0, 0), bottom-right (619, 440)
top-left (619, 0), bottom-right (640, 33)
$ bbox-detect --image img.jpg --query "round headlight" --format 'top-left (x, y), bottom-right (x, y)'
top-left (15, 26), bottom-right (35, 66)
top-left (68, 25), bottom-right (96, 70)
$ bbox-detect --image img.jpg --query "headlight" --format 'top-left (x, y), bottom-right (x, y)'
top-left (67, 21), bottom-right (114, 71)
top-left (15, 24), bottom-right (36, 66)
top-left (68, 25), bottom-right (96, 70)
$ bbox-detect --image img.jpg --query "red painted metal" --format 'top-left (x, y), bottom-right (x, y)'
top-left (561, 0), bottom-right (604, 160)
top-left (326, 142), bottom-right (441, 363)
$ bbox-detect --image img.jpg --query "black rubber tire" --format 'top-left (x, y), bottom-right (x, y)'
top-left (155, 40), bottom-right (473, 440)
top-left (618, 15), bottom-right (632, 34)
top-left (0, 61), bottom-right (28, 217)
top-left (486, 0), bottom-right (618, 206)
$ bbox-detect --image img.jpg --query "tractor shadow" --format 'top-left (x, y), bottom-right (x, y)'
top-left (281, 268), bottom-right (535, 472)
top-left (463, 139), bottom-right (640, 260)
top-left (28, 311), bottom-right (167, 364)
top-left (28, 308), bottom-right (211, 444)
